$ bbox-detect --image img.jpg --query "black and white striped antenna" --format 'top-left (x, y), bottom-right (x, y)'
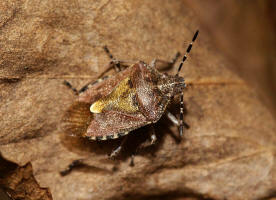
top-left (176, 30), bottom-right (199, 76)
top-left (177, 30), bottom-right (199, 137)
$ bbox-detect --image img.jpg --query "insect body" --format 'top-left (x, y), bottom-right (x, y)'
top-left (62, 30), bottom-right (199, 157)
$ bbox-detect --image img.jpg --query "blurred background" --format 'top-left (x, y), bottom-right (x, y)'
top-left (186, 1), bottom-right (276, 118)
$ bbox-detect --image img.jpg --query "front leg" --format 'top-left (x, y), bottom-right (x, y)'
top-left (166, 111), bottom-right (179, 126)
top-left (150, 52), bottom-right (180, 70)
top-left (165, 110), bottom-right (189, 137)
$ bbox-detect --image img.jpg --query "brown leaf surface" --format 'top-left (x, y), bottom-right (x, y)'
top-left (185, 0), bottom-right (276, 118)
top-left (0, 154), bottom-right (52, 200)
top-left (0, 0), bottom-right (275, 200)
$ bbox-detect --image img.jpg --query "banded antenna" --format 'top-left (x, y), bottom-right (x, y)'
top-left (177, 30), bottom-right (199, 137)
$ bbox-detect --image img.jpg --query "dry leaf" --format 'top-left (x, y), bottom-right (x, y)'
top-left (0, 0), bottom-right (275, 200)
top-left (0, 154), bottom-right (52, 200)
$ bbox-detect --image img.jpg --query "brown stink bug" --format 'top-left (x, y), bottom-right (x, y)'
top-left (62, 30), bottom-right (199, 167)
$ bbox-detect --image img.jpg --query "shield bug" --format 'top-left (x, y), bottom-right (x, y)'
top-left (62, 30), bottom-right (199, 161)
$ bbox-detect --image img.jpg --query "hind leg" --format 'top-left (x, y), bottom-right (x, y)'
top-left (130, 125), bottom-right (157, 166)
top-left (109, 135), bottom-right (128, 158)
top-left (63, 46), bottom-right (126, 95)
top-left (60, 159), bottom-right (84, 176)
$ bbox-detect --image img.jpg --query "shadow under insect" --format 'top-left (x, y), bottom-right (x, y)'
top-left (60, 100), bottom-right (189, 176)
top-left (60, 99), bottom-right (167, 158)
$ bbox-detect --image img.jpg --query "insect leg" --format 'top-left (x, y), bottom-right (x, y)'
top-left (166, 111), bottom-right (179, 126)
top-left (63, 75), bottom-right (110, 95)
top-left (136, 125), bottom-right (157, 150)
top-left (103, 46), bottom-right (137, 71)
top-left (63, 45), bottom-right (133, 95)
top-left (130, 154), bottom-right (135, 167)
top-left (109, 136), bottom-right (128, 158)
top-left (60, 159), bottom-right (83, 176)
top-left (103, 46), bottom-right (121, 72)
top-left (171, 51), bottom-right (181, 66)
top-left (129, 125), bottom-right (156, 166)
top-left (78, 75), bottom-right (110, 94)
top-left (149, 125), bottom-right (157, 144)
top-left (150, 52), bottom-right (181, 70)
top-left (63, 80), bottom-right (79, 95)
